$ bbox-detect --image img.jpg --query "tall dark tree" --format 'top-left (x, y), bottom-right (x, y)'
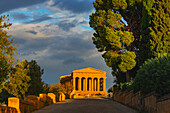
top-left (139, 0), bottom-right (170, 65)
top-left (89, 0), bottom-right (143, 82)
top-left (25, 60), bottom-right (44, 96)
top-left (0, 15), bottom-right (17, 92)
top-left (149, 0), bottom-right (169, 57)
top-left (139, 0), bottom-right (154, 65)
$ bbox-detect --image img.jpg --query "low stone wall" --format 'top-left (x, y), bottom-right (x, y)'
top-left (0, 92), bottom-right (66, 113)
top-left (113, 90), bottom-right (170, 113)
top-left (131, 91), bottom-right (143, 109)
top-left (27, 95), bottom-right (44, 110)
top-left (156, 94), bottom-right (170, 113)
top-left (55, 92), bottom-right (65, 102)
top-left (19, 99), bottom-right (34, 113)
top-left (0, 105), bottom-right (17, 113)
top-left (48, 93), bottom-right (56, 103)
top-left (39, 94), bottom-right (53, 105)
top-left (143, 92), bottom-right (156, 113)
top-left (8, 97), bottom-right (45, 113)
top-left (124, 90), bottom-right (133, 106)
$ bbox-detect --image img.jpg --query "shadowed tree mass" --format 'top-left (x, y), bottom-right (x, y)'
top-left (25, 60), bottom-right (44, 96)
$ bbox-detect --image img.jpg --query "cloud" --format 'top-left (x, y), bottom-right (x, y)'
top-left (14, 38), bottom-right (27, 45)
top-left (12, 24), bottom-right (94, 60)
top-left (57, 20), bottom-right (77, 31)
top-left (0, 0), bottom-right (47, 14)
top-left (79, 20), bottom-right (88, 24)
top-left (25, 15), bottom-right (54, 24)
top-left (50, 0), bottom-right (93, 14)
top-left (11, 23), bottom-right (113, 89)
top-left (63, 56), bottom-right (84, 64)
top-left (10, 12), bottom-right (29, 20)
top-left (25, 30), bottom-right (38, 35)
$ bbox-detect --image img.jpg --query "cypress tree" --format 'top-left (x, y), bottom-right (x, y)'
top-left (139, 0), bottom-right (170, 65)
top-left (149, 0), bottom-right (170, 57)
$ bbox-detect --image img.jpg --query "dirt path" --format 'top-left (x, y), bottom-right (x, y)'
top-left (33, 98), bottom-right (137, 113)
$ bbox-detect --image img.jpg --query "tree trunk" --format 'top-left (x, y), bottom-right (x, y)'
top-left (126, 71), bottom-right (130, 82)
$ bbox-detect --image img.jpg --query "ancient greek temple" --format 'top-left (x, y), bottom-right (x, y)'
top-left (60, 67), bottom-right (107, 97)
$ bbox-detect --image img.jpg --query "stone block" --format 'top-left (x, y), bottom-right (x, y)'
top-left (8, 97), bottom-right (20, 113)
top-left (48, 93), bottom-right (56, 103)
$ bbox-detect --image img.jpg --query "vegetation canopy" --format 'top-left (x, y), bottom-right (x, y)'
top-left (5, 60), bottom-right (31, 98)
top-left (133, 54), bottom-right (170, 96)
top-left (89, 0), bottom-right (143, 82)
top-left (0, 15), bottom-right (17, 92)
top-left (139, 0), bottom-right (170, 65)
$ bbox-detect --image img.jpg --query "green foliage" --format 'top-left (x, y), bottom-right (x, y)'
top-left (139, 0), bottom-right (170, 65)
top-left (24, 107), bottom-right (27, 113)
top-left (0, 15), bottom-right (17, 92)
top-left (139, 0), bottom-right (154, 66)
top-left (0, 89), bottom-right (14, 103)
top-left (25, 60), bottom-right (44, 96)
top-left (4, 60), bottom-right (31, 98)
top-left (107, 86), bottom-right (113, 93)
top-left (42, 82), bottom-right (49, 94)
top-left (60, 82), bottom-right (73, 98)
top-left (133, 54), bottom-right (170, 95)
top-left (49, 83), bottom-right (61, 93)
top-left (149, 0), bottom-right (170, 57)
top-left (118, 51), bottom-right (136, 72)
top-left (89, 0), bottom-right (143, 82)
top-left (118, 79), bottom-right (134, 92)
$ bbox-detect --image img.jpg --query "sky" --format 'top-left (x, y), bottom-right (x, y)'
top-left (0, 0), bottom-right (114, 90)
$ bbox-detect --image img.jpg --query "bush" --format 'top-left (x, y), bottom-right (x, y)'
top-left (118, 79), bottom-right (133, 92)
top-left (133, 54), bottom-right (170, 95)
top-left (108, 86), bottom-right (113, 93)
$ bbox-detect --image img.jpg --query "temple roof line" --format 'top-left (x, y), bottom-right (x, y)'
top-left (72, 67), bottom-right (106, 73)
top-left (60, 67), bottom-right (106, 80)
top-left (60, 74), bottom-right (71, 79)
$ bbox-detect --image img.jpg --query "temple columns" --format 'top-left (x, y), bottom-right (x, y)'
top-left (82, 78), bottom-right (85, 91)
top-left (91, 78), bottom-right (94, 91)
top-left (97, 78), bottom-right (100, 91)
top-left (79, 77), bottom-right (82, 91)
top-left (74, 77), bottom-right (105, 92)
top-left (103, 78), bottom-right (106, 92)
top-left (85, 78), bottom-right (87, 91)
top-left (89, 78), bottom-right (91, 91)
top-left (94, 79), bottom-right (97, 91)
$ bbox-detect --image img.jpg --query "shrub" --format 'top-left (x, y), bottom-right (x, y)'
top-left (133, 54), bottom-right (170, 95)
top-left (118, 79), bottom-right (134, 92)
top-left (108, 86), bottom-right (113, 93)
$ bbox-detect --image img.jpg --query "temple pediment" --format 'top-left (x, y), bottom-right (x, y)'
top-left (72, 67), bottom-right (106, 73)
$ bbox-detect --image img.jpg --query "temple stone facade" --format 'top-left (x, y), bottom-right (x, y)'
top-left (60, 67), bottom-right (107, 97)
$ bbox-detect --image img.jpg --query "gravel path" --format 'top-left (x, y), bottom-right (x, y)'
top-left (33, 98), bottom-right (137, 113)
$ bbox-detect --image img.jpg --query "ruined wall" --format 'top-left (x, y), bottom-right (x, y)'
top-left (113, 90), bottom-right (170, 113)
top-left (0, 92), bottom-right (66, 113)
